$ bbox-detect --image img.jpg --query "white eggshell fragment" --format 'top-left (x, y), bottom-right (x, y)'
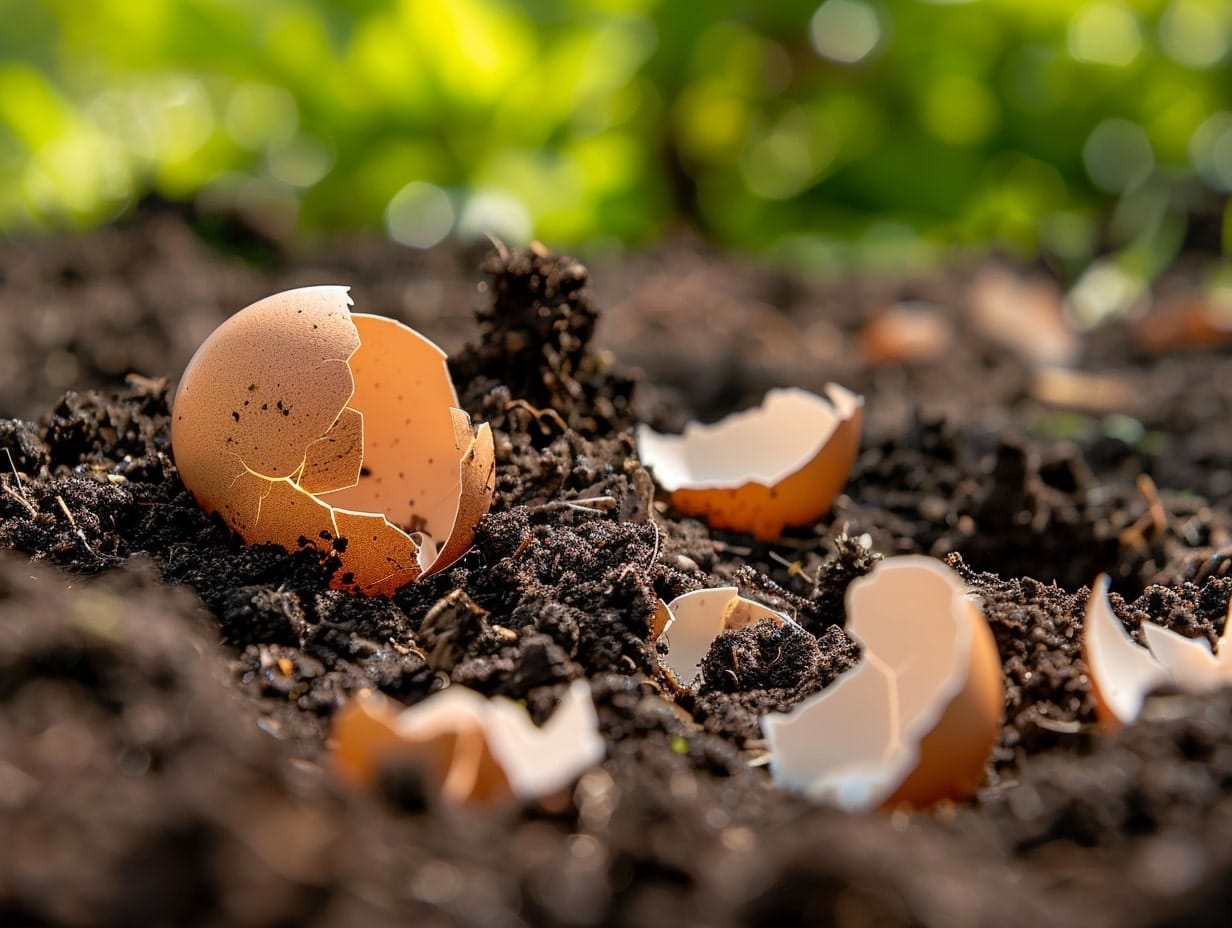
top-left (636, 385), bottom-right (863, 540)
top-left (331, 680), bottom-right (604, 805)
top-left (656, 587), bottom-right (792, 687)
top-left (1082, 576), bottom-right (1169, 727)
top-left (1083, 576), bottom-right (1232, 727)
top-left (171, 286), bottom-right (495, 596)
top-left (1140, 622), bottom-right (1232, 693)
top-left (762, 556), bottom-right (1003, 811)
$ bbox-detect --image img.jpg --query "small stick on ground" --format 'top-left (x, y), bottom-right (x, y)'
top-left (2, 448), bottom-right (37, 518)
top-left (645, 521), bottom-right (661, 572)
top-left (55, 494), bottom-right (95, 555)
top-left (768, 550), bottom-right (819, 585)
top-left (1119, 473), bottom-right (1167, 550)
top-left (530, 495), bottom-right (618, 515)
top-left (504, 399), bottom-right (569, 435)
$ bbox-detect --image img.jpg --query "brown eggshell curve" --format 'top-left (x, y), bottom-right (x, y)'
top-left (331, 690), bottom-right (506, 802)
top-left (426, 416), bottom-right (496, 577)
top-left (884, 595), bottom-right (1003, 807)
top-left (171, 286), bottom-right (360, 527)
top-left (331, 690), bottom-right (408, 787)
top-left (848, 557), bottom-right (1002, 808)
top-left (640, 385), bottom-right (863, 540)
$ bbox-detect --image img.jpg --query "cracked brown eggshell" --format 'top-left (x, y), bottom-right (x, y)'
top-left (171, 286), bottom-right (495, 596)
top-left (636, 385), bottom-right (863, 540)
top-left (653, 587), bottom-right (791, 687)
top-left (1083, 575), bottom-right (1232, 728)
top-left (762, 556), bottom-right (1003, 811)
top-left (331, 680), bottom-right (605, 805)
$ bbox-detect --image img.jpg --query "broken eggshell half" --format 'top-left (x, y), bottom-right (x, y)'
top-left (654, 586), bottom-right (792, 688)
top-left (171, 286), bottom-right (495, 596)
top-left (1083, 575), bottom-right (1232, 728)
top-left (331, 679), bottom-right (605, 805)
top-left (762, 556), bottom-right (1003, 811)
top-left (636, 385), bottom-right (863, 540)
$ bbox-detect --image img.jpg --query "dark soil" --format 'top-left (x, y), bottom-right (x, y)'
top-left (4, 209), bottom-right (1232, 926)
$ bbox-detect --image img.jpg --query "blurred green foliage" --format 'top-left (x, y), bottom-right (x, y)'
top-left (2, 0), bottom-right (1232, 271)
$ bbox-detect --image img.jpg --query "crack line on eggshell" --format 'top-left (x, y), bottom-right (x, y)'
top-left (865, 651), bottom-right (903, 761)
top-left (252, 475), bottom-right (276, 529)
top-left (294, 403), bottom-right (365, 492)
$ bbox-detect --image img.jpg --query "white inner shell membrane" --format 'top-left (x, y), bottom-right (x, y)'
top-left (1084, 576), bottom-right (1168, 724)
top-left (1086, 577), bottom-right (1232, 724)
top-left (635, 386), bottom-right (856, 490)
top-left (659, 587), bottom-right (790, 687)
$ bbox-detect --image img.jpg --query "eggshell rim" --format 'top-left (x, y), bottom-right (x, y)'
top-left (635, 384), bottom-right (863, 491)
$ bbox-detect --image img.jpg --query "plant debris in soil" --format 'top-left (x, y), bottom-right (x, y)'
top-left (5, 212), bottom-right (1232, 925)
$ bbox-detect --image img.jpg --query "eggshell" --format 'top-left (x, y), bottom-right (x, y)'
top-left (860, 302), bottom-right (953, 365)
top-left (655, 587), bottom-right (791, 687)
top-left (1083, 576), bottom-right (1232, 727)
top-left (762, 556), bottom-right (1003, 811)
top-left (636, 385), bottom-right (863, 540)
top-left (171, 286), bottom-right (494, 596)
top-left (1139, 623), bottom-right (1225, 691)
top-left (968, 266), bottom-right (1079, 368)
top-left (331, 680), bottom-right (604, 805)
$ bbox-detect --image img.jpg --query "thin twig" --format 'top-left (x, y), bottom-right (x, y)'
top-left (55, 495), bottom-right (95, 554)
top-left (2, 448), bottom-right (37, 518)
top-left (504, 399), bottom-right (569, 434)
top-left (645, 521), bottom-right (662, 572)
top-left (768, 550), bottom-right (819, 585)
top-left (530, 495), bottom-right (618, 515)
top-left (1119, 473), bottom-right (1167, 550)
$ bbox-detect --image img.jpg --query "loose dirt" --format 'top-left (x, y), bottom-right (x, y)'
top-left (3, 208), bottom-right (1232, 926)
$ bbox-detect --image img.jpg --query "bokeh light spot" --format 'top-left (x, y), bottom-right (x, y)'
top-left (225, 83), bottom-right (299, 150)
top-left (385, 181), bottom-right (454, 248)
top-left (1068, 2), bottom-right (1142, 67)
top-left (1190, 112), bottom-right (1232, 191)
top-left (810, 0), bottom-right (882, 65)
top-left (1084, 119), bottom-right (1153, 192)
top-left (1159, 0), bottom-right (1230, 69)
top-left (268, 135), bottom-right (333, 188)
top-left (921, 75), bottom-right (999, 146)
top-left (741, 108), bottom-right (836, 200)
top-left (457, 190), bottom-right (532, 243)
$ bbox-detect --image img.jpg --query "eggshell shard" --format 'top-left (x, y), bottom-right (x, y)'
top-left (331, 680), bottom-right (605, 805)
top-left (171, 286), bottom-right (495, 596)
top-left (1082, 576), bottom-right (1168, 727)
top-left (1140, 621), bottom-right (1232, 693)
top-left (860, 302), bottom-right (953, 365)
top-left (968, 266), bottom-right (1080, 368)
top-left (762, 556), bottom-right (1003, 811)
top-left (636, 385), bottom-right (863, 540)
top-left (1083, 576), bottom-right (1232, 727)
top-left (655, 587), bottom-right (791, 687)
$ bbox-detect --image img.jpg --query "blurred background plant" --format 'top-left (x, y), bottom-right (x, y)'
top-left (2, 0), bottom-right (1231, 277)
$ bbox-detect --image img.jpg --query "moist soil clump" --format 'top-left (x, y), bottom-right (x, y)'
top-left (4, 211), bottom-right (1232, 925)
